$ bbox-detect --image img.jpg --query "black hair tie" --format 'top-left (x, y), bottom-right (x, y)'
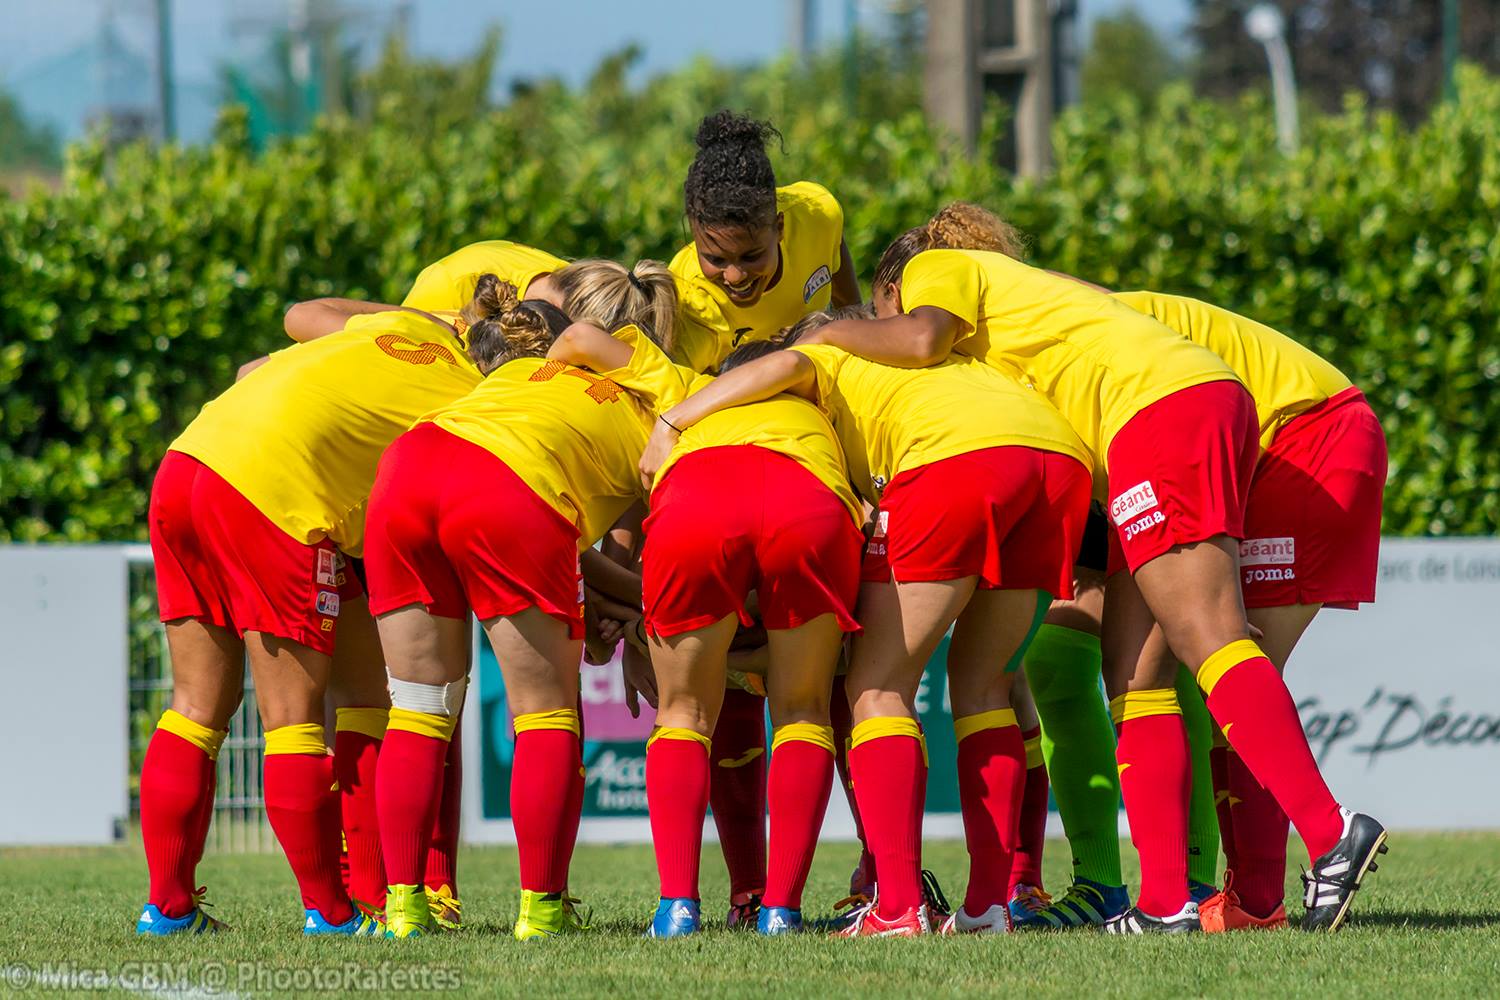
top-left (627, 271), bottom-right (646, 294)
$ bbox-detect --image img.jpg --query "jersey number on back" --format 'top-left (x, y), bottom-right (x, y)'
top-left (376, 334), bottom-right (459, 367)
top-left (528, 360), bottom-right (624, 403)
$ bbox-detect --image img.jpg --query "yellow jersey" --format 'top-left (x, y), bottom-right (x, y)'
top-left (791, 344), bottom-right (1093, 504)
top-left (421, 350), bottom-right (654, 549)
top-left (1111, 290), bottom-right (1354, 452)
top-left (670, 181), bottom-right (845, 373)
top-left (401, 240), bottom-right (566, 314)
top-left (171, 310), bottom-right (482, 555)
top-left (899, 249), bottom-right (1241, 479)
top-left (600, 327), bottom-right (861, 524)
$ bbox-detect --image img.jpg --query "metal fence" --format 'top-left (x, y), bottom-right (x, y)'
top-left (126, 548), bottom-right (274, 853)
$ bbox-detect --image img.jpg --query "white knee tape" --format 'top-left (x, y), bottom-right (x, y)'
top-left (387, 672), bottom-right (469, 716)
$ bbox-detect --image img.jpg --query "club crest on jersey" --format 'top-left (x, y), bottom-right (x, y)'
top-left (316, 550), bottom-right (338, 586)
top-left (1109, 480), bottom-right (1159, 526)
top-left (316, 590), bottom-right (341, 617)
top-left (1240, 537), bottom-right (1296, 566)
top-left (803, 265), bottom-right (832, 302)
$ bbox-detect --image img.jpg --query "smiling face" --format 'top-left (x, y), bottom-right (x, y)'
top-left (691, 214), bottom-right (784, 308)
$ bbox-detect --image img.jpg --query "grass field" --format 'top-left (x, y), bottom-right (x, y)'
top-left (7, 834), bottom-right (1500, 999)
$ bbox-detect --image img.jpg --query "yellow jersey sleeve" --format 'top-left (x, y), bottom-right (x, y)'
top-left (1111, 290), bottom-right (1354, 452)
top-left (401, 241), bottom-right (567, 314)
top-left (170, 311), bottom-right (482, 555)
top-left (898, 250), bottom-right (982, 338)
top-left (598, 324), bottom-right (698, 413)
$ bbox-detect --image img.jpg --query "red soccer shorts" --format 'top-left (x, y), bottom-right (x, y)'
top-left (1105, 379), bottom-right (1259, 575)
top-left (149, 450), bottom-right (363, 655)
top-left (643, 445), bottom-right (862, 638)
top-left (860, 446), bottom-right (1091, 598)
top-left (1240, 388), bottom-right (1386, 609)
top-left (364, 423), bottom-right (584, 637)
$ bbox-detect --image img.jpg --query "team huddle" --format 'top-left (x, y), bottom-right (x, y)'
top-left (135, 110), bottom-right (1390, 940)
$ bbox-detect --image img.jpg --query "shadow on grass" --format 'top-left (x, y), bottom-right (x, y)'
top-left (1353, 911), bottom-right (1500, 930)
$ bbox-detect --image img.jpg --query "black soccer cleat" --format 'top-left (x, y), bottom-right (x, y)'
top-left (1301, 809), bottom-right (1388, 932)
top-left (1102, 902), bottom-right (1200, 935)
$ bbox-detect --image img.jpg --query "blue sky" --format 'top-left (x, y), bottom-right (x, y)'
top-left (1, 0), bottom-right (1194, 142)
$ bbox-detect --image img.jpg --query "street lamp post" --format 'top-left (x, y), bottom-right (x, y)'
top-left (1245, 3), bottom-right (1299, 155)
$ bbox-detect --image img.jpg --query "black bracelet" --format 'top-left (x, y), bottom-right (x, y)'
top-left (659, 414), bottom-right (684, 434)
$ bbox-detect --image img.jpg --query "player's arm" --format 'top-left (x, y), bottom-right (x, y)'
top-left (796, 305), bottom-right (960, 368)
top-left (580, 546), bottom-right (643, 608)
top-left (547, 321), bottom-right (635, 371)
top-left (829, 239), bottom-right (861, 308)
top-left (283, 297), bottom-right (403, 343)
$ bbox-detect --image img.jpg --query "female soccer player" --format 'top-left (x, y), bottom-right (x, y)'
top-left (668, 109), bottom-right (867, 927)
top-left (137, 304), bottom-right (482, 937)
top-left (640, 306), bottom-right (1093, 936)
top-left (365, 267), bottom-right (675, 941)
top-left (795, 204), bottom-right (1387, 934)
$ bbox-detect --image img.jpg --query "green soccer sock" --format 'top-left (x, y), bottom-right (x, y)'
top-left (1026, 624), bottom-right (1123, 888)
top-left (1176, 664), bottom-right (1222, 888)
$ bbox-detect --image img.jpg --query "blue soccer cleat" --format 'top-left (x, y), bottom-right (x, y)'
top-left (1015, 877), bottom-right (1130, 930)
top-left (303, 906), bottom-right (384, 936)
top-left (136, 903), bottom-right (224, 936)
top-left (646, 897), bottom-right (701, 938)
top-left (1189, 880), bottom-right (1219, 906)
top-left (757, 905), bottom-right (802, 936)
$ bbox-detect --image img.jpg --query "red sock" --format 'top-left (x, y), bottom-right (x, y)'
top-left (647, 731), bottom-right (711, 899)
top-left (954, 715), bottom-right (1026, 915)
top-left (263, 750), bottom-right (352, 923)
top-left (1210, 743), bottom-right (1238, 872)
top-left (831, 683), bottom-right (874, 882)
top-left (1010, 726), bottom-right (1049, 894)
top-left (1227, 749), bottom-right (1291, 917)
top-left (709, 688), bottom-right (767, 900)
top-left (849, 720), bottom-right (927, 918)
top-left (141, 727), bottom-right (217, 917)
top-left (763, 732), bottom-right (834, 910)
top-left (511, 725), bottom-right (583, 892)
top-left (333, 720), bottom-right (385, 908)
top-left (1202, 646), bottom-right (1343, 860)
top-left (1113, 692), bottom-right (1190, 917)
top-left (189, 766), bottom-right (219, 872)
top-left (376, 726), bottom-right (449, 887)
top-left (424, 716), bottom-right (463, 893)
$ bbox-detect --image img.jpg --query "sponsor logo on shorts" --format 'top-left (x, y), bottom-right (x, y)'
top-left (315, 549), bottom-right (337, 586)
top-left (316, 590), bottom-right (341, 616)
top-left (1244, 566), bottom-right (1296, 584)
top-left (1240, 536), bottom-right (1296, 566)
top-left (803, 265), bottom-right (832, 302)
top-left (1110, 480), bottom-right (1159, 526)
top-left (1122, 510), bottom-right (1166, 541)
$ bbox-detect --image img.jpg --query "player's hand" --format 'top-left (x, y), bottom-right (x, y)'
top-left (639, 418), bottom-right (679, 491)
top-left (582, 601), bottom-right (615, 665)
top-left (622, 642), bottom-right (657, 718)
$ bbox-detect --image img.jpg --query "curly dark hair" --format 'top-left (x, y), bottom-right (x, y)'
top-left (683, 110), bottom-right (782, 231)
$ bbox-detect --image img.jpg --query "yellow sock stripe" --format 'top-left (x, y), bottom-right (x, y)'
top-left (158, 710), bottom-right (228, 760)
top-left (263, 722), bottom-right (329, 756)
top-left (1024, 735), bottom-right (1045, 769)
top-left (335, 706), bottom-right (389, 741)
top-left (953, 708), bottom-right (1019, 745)
top-left (387, 707), bottom-right (457, 742)
top-left (849, 716), bottom-right (922, 751)
top-left (1109, 688), bottom-right (1182, 726)
top-left (513, 708), bottom-right (581, 737)
top-left (646, 726), bottom-right (711, 751)
top-left (1197, 638), bottom-right (1266, 697)
top-left (771, 722), bottom-right (836, 755)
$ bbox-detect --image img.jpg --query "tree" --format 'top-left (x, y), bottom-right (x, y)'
top-left (1190, 0), bottom-right (1500, 121)
top-left (0, 90), bottom-right (60, 170)
top-left (1081, 7), bottom-right (1185, 108)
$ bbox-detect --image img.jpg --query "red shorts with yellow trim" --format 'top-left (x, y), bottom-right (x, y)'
top-left (364, 423), bottom-right (584, 637)
top-left (1240, 387), bottom-right (1386, 609)
top-left (149, 450), bottom-right (363, 655)
top-left (861, 446), bottom-right (1091, 598)
top-left (643, 445), bottom-right (862, 638)
top-left (1106, 380), bottom-right (1259, 575)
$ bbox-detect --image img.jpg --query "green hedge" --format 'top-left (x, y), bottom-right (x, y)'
top-left (2, 53), bottom-right (1497, 540)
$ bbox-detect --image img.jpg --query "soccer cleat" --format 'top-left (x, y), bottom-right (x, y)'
top-left (646, 897), bottom-right (701, 939)
top-left (1189, 880), bottom-right (1219, 906)
top-left (920, 870), bottom-right (953, 925)
top-left (514, 889), bottom-right (592, 940)
top-left (1200, 873), bottom-right (1288, 932)
top-left (1102, 902), bottom-right (1201, 935)
top-left (837, 897), bottom-right (932, 938)
top-left (1015, 878), bottom-right (1130, 930)
top-left (1007, 883), bottom-right (1052, 924)
top-left (726, 891), bottom-right (762, 930)
top-left (304, 906), bottom-right (384, 936)
top-left (1301, 809), bottom-right (1388, 933)
top-left (426, 883), bottom-right (462, 931)
top-left (827, 891), bottom-right (873, 932)
top-left (757, 905), bottom-right (802, 936)
top-left (940, 903), bottom-right (1012, 935)
top-left (136, 888), bottom-right (227, 936)
top-left (384, 883), bottom-right (435, 939)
